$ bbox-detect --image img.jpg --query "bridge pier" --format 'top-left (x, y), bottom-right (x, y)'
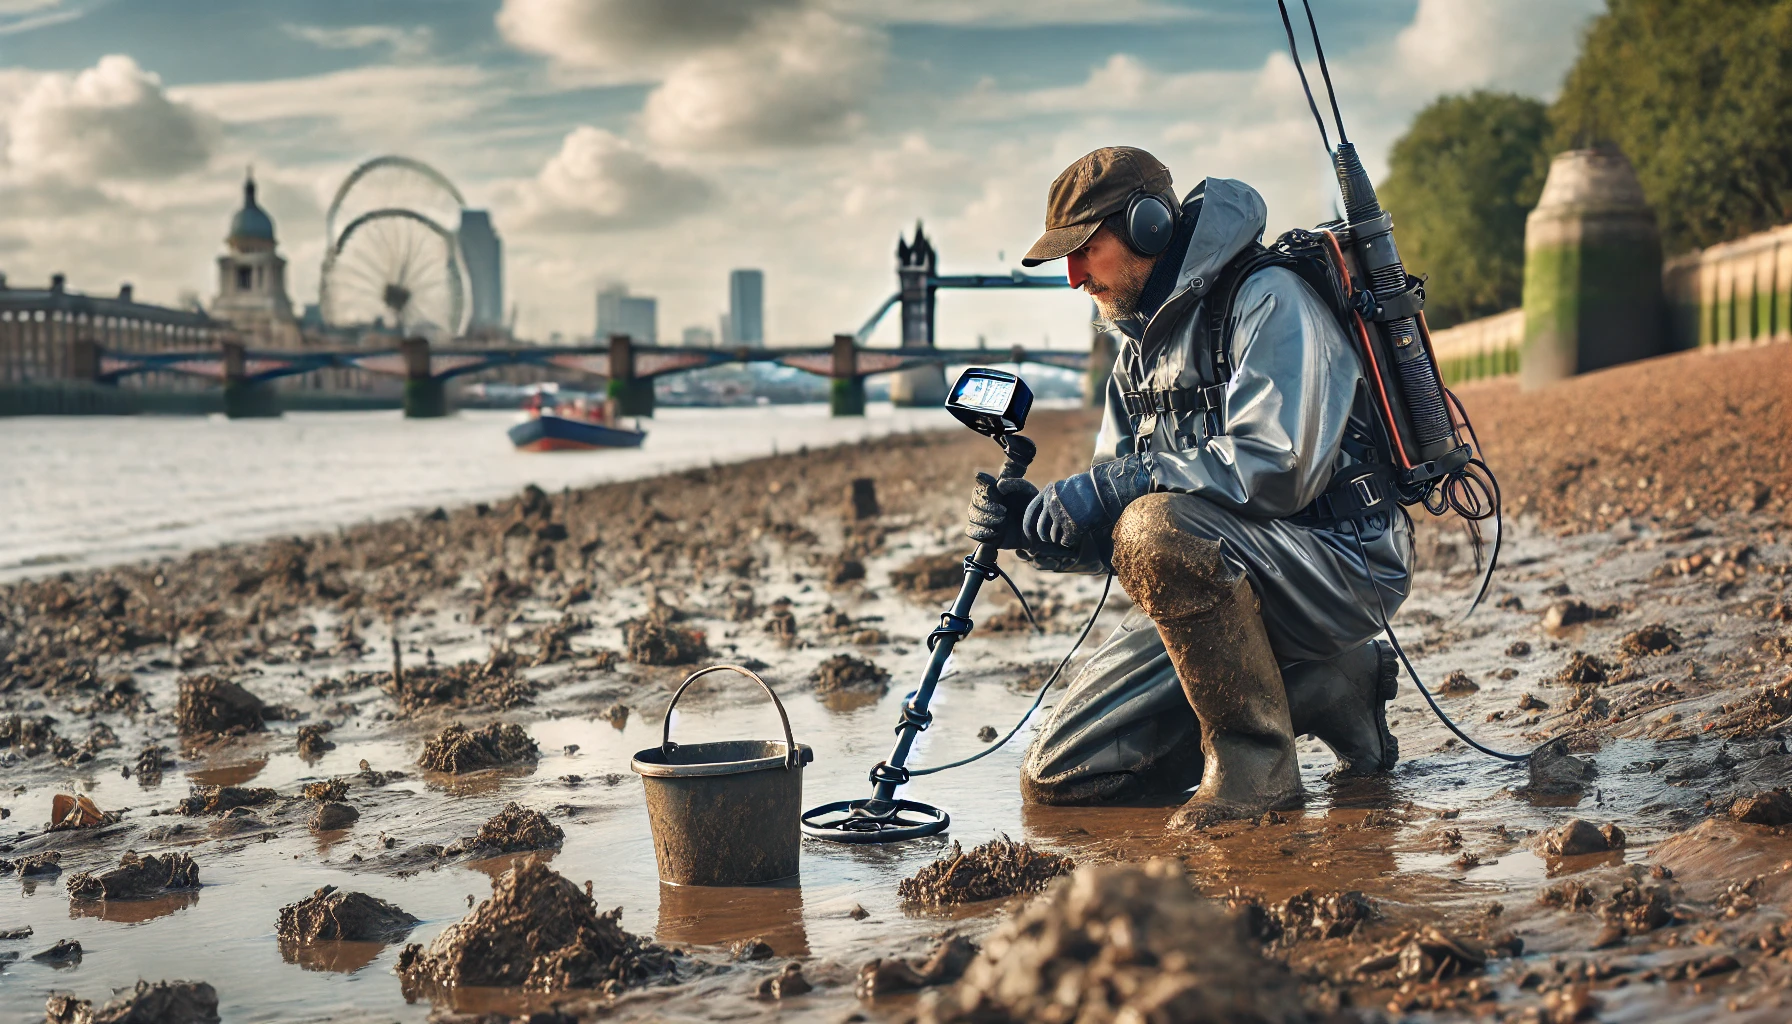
top-left (607, 334), bottom-right (655, 417)
top-left (829, 334), bottom-right (866, 416)
top-left (222, 340), bottom-right (280, 418)
top-left (401, 337), bottom-right (449, 418)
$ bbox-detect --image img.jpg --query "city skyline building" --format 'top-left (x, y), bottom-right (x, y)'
top-left (210, 172), bottom-right (300, 347)
top-left (728, 269), bottom-right (763, 347)
top-left (458, 209), bottom-right (503, 334)
top-left (596, 282), bottom-right (656, 343)
top-left (682, 324), bottom-right (716, 348)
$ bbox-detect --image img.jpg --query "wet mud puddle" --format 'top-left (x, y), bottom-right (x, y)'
top-left (3, 423), bottom-right (1789, 1022)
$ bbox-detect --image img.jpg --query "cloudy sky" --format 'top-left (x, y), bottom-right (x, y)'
top-left (0, 0), bottom-right (1603, 349)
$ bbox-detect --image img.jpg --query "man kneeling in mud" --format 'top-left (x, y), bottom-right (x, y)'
top-left (968, 147), bottom-right (1414, 830)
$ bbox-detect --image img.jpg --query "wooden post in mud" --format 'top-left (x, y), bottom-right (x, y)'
top-left (830, 334), bottom-right (865, 417)
top-left (401, 336), bottom-right (448, 418)
top-left (221, 338), bottom-right (281, 418)
top-left (606, 333), bottom-right (655, 417)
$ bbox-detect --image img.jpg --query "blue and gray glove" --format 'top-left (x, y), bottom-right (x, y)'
top-left (965, 472), bottom-right (1038, 549)
top-left (1021, 453), bottom-right (1154, 549)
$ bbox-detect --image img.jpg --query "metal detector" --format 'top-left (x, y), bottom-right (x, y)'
top-left (800, 368), bottom-right (1036, 843)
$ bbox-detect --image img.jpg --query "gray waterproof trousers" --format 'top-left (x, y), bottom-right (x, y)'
top-left (1020, 492), bottom-right (1413, 805)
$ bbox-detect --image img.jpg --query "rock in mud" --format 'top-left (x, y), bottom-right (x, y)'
top-left (296, 723), bottom-right (335, 757)
top-left (917, 860), bottom-right (1311, 1023)
top-left (1523, 738), bottom-right (1597, 797)
top-left (849, 477), bottom-right (880, 519)
top-left (1392, 927), bottom-right (1487, 981)
top-left (1730, 789), bottom-right (1792, 827)
top-left (417, 722), bottom-right (538, 773)
top-left (811, 654), bottom-right (890, 697)
top-left (1557, 651), bottom-right (1610, 684)
top-left (43, 979), bottom-right (220, 1024)
top-left (177, 785), bottom-right (276, 815)
top-left (621, 600), bottom-right (708, 666)
top-left (898, 836), bottom-right (1074, 908)
top-left (1438, 669), bottom-right (1480, 696)
top-left (67, 852), bottom-right (200, 901)
top-left (134, 745), bottom-right (173, 784)
top-left (856, 936), bottom-right (980, 998)
top-left (176, 674), bottom-right (274, 737)
top-left (309, 802), bottom-right (358, 832)
top-left (449, 802), bottom-right (563, 855)
top-left (277, 885), bottom-right (419, 942)
top-left (1226, 887), bottom-right (1376, 945)
top-left (396, 860), bottom-right (677, 993)
top-left (0, 851), bottom-right (62, 877)
top-left (756, 962), bottom-right (813, 1000)
top-left (1540, 819), bottom-right (1625, 857)
top-left (33, 938), bottom-right (82, 964)
top-left (731, 937), bottom-right (774, 961)
top-left (0, 713), bottom-right (69, 758)
top-left (892, 552), bottom-right (966, 600)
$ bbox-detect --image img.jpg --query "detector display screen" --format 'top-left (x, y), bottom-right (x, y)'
top-left (952, 375), bottom-right (1016, 414)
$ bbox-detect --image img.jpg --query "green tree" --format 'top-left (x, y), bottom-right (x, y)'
top-left (1551, 0), bottom-right (1792, 252)
top-left (1378, 91), bottom-right (1550, 329)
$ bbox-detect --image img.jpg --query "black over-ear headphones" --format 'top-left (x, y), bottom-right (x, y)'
top-left (1121, 190), bottom-right (1177, 257)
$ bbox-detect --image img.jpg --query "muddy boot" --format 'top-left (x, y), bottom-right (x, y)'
top-left (1284, 639), bottom-right (1400, 779)
top-left (1111, 495), bottom-right (1303, 831)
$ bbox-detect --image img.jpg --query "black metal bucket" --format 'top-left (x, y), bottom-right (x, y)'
top-left (631, 665), bottom-right (814, 886)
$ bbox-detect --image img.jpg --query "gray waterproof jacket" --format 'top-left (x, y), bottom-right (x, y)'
top-left (1095, 177), bottom-right (1377, 517)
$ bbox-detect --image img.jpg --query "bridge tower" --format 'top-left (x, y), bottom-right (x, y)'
top-left (888, 222), bottom-right (947, 407)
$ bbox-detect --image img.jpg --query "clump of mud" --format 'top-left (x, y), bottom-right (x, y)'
top-left (295, 723), bottom-right (334, 757)
top-left (811, 654), bottom-right (889, 697)
top-left (898, 836), bottom-right (1074, 908)
top-left (177, 785), bottom-right (276, 815)
top-left (1731, 789), bottom-right (1792, 826)
top-left (0, 851), bottom-right (62, 877)
top-left (1618, 623), bottom-right (1684, 657)
top-left (1225, 887), bottom-right (1377, 947)
top-left (381, 651), bottom-right (537, 713)
top-left (67, 851), bottom-right (200, 901)
top-left (1557, 652), bottom-right (1611, 685)
top-left (892, 552), bottom-right (966, 601)
top-left (857, 936), bottom-right (980, 997)
top-left (309, 803), bottom-right (358, 831)
top-left (396, 860), bottom-right (678, 993)
top-left (1539, 819), bottom-right (1626, 857)
top-left (1520, 738), bottom-right (1598, 798)
top-left (176, 674), bottom-right (279, 738)
top-left (418, 722), bottom-right (538, 773)
top-left (44, 979), bottom-right (219, 1024)
top-left (301, 778), bottom-right (349, 802)
top-left (918, 860), bottom-right (1312, 1023)
top-left (449, 802), bottom-right (564, 855)
top-left (277, 885), bottom-right (419, 942)
top-left (622, 599), bottom-right (708, 666)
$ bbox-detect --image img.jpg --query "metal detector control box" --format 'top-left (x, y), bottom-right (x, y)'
top-left (945, 368), bottom-right (1032, 438)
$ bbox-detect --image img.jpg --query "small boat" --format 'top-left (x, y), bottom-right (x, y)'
top-left (508, 385), bottom-right (646, 451)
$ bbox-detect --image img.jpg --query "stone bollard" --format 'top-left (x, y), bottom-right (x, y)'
top-left (606, 333), bottom-right (654, 417)
top-left (830, 334), bottom-right (866, 417)
top-left (849, 478), bottom-right (879, 520)
top-left (221, 339), bottom-right (280, 418)
top-left (400, 336), bottom-right (447, 418)
top-left (1520, 147), bottom-right (1665, 389)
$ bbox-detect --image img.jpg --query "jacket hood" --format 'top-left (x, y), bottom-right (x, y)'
top-left (1174, 177), bottom-right (1268, 299)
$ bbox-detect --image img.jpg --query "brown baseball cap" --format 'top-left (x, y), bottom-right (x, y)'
top-left (1021, 147), bottom-right (1174, 266)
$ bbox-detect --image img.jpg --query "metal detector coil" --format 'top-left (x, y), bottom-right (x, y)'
top-left (802, 368), bottom-right (1034, 844)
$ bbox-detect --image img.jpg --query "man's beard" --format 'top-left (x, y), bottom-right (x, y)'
top-left (1082, 253), bottom-right (1157, 321)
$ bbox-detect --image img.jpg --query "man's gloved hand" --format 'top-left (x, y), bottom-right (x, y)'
top-left (1022, 453), bottom-right (1154, 549)
top-left (966, 472), bottom-right (1037, 549)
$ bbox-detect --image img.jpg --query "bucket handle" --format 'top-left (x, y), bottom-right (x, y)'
top-left (661, 664), bottom-right (802, 770)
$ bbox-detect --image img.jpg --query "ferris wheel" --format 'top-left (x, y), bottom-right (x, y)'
top-left (319, 156), bottom-right (470, 338)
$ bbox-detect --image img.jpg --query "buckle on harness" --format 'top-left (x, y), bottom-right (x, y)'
top-left (1352, 472), bottom-right (1383, 509)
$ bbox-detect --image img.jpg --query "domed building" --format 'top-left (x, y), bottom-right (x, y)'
top-left (211, 171), bottom-right (300, 346)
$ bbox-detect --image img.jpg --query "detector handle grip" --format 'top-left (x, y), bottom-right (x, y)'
top-left (998, 434), bottom-right (1036, 482)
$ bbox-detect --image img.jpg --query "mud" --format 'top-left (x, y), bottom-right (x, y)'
top-left (396, 860), bottom-right (678, 994)
top-left (66, 851), bottom-right (200, 901)
top-left (376, 650), bottom-right (538, 713)
top-left (898, 836), bottom-right (1075, 908)
top-left (176, 674), bottom-right (278, 738)
top-left (917, 860), bottom-right (1315, 1023)
top-left (447, 802), bottom-right (563, 855)
top-left (277, 885), bottom-right (419, 942)
top-left (44, 979), bottom-right (220, 1024)
top-left (418, 722), bottom-right (539, 773)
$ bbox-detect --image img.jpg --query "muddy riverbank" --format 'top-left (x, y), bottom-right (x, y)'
top-left (2, 345), bottom-right (1790, 1023)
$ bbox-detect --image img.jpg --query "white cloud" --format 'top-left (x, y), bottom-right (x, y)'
top-left (6, 55), bottom-right (218, 180)
top-left (173, 64), bottom-right (490, 140)
top-left (642, 7), bottom-right (883, 150)
top-left (500, 126), bottom-right (711, 232)
top-left (495, 0), bottom-right (801, 71)
top-left (1393, 0), bottom-right (1604, 99)
top-left (282, 24), bottom-right (434, 62)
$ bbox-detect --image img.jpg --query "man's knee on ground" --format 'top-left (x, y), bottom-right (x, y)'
top-left (1112, 493), bottom-right (1238, 621)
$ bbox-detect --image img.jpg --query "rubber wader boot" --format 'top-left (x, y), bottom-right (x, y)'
top-left (1284, 639), bottom-right (1400, 779)
top-left (1112, 495), bottom-right (1304, 830)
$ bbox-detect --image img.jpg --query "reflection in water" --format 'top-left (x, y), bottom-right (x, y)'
top-left (186, 757), bottom-right (269, 787)
top-left (818, 690), bottom-right (884, 713)
top-left (655, 879), bottom-right (809, 956)
top-left (69, 889), bottom-right (200, 924)
top-left (466, 850), bottom-right (559, 881)
top-left (280, 937), bottom-right (391, 975)
top-left (423, 764), bottom-right (539, 797)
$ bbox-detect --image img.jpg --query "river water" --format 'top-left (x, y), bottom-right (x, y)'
top-left (0, 404), bottom-right (953, 583)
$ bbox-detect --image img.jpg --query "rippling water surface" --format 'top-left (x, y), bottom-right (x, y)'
top-left (0, 404), bottom-right (952, 581)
